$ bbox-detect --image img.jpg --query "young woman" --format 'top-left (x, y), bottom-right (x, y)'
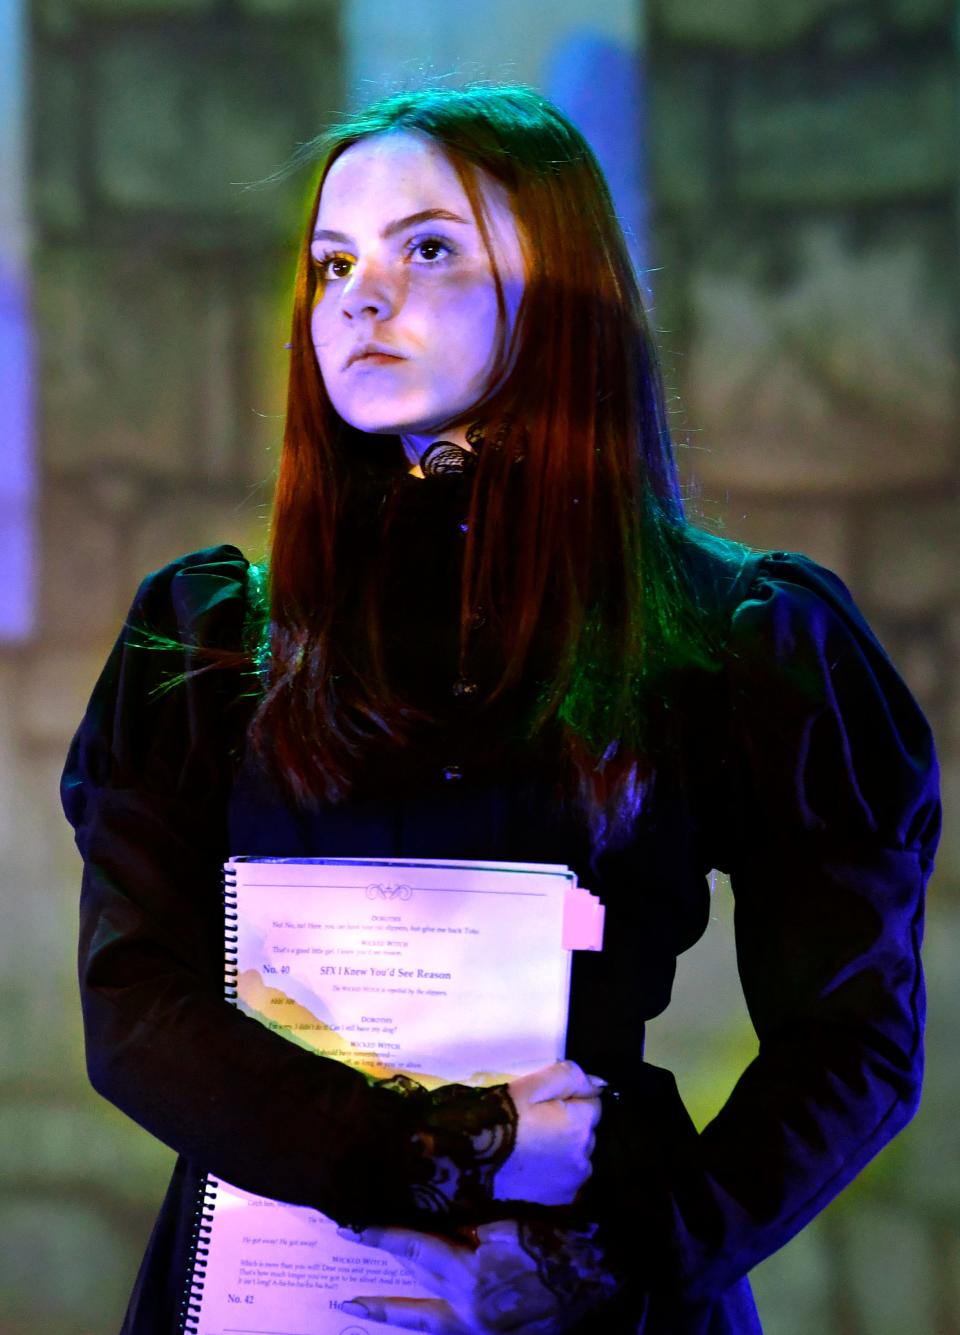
top-left (62, 86), bottom-right (940, 1334)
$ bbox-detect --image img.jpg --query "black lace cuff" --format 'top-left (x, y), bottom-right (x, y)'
top-left (463, 1221), bottom-right (627, 1333)
top-left (516, 1220), bottom-right (624, 1324)
top-left (374, 1075), bottom-right (518, 1221)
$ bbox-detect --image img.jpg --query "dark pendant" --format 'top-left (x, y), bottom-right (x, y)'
top-left (420, 441), bottom-right (477, 476)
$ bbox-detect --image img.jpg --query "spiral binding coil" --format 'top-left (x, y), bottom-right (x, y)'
top-left (224, 863), bottom-right (239, 1001)
top-left (179, 864), bottom-right (240, 1332)
top-left (180, 1175), bottom-right (219, 1333)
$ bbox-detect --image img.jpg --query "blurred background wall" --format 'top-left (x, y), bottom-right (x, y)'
top-left (1, 0), bottom-right (957, 1331)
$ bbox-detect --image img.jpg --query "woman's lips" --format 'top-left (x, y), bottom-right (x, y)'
top-left (344, 343), bottom-right (409, 370)
top-left (350, 352), bottom-right (406, 366)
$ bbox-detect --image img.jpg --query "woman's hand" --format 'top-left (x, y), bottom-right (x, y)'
top-left (494, 1061), bottom-right (603, 1207)
top-left (339, 1218), bottom-right (613, 1333)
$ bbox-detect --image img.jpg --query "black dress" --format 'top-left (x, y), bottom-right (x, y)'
top-left (61, 470), bottom-right (941, 1334)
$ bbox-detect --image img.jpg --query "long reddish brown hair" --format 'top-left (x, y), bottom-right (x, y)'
top-left (251, 85), bottom-right (714, 852)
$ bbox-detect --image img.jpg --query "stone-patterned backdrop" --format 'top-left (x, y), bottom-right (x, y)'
top-left (6, 3), bottom-right (342, 1332)
top-left (1, 1), bottom-right (956, 1332)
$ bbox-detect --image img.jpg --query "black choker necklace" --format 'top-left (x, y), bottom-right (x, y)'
top-left (419, 441), bottom-right (477, 476)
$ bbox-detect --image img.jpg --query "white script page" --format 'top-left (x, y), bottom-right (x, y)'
top-left (190, 857), bottom-right (575, 1335)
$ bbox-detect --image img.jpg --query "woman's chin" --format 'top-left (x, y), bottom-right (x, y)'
top-left (331, 395), bottom-right (472, 442)
top-left (331, 412), bottom-right (403, 438)
top-left (333, 404), bottom-right (417, 437)
top-left (342, 414), bottom-right (450, 440)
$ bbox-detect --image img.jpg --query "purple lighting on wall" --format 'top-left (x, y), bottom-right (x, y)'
top-left (0, 0), bottom-right (35, 641)
top-left (545, 30), bottom-right (648, 283)
top-left (0, 270), bottom-right (34, 641)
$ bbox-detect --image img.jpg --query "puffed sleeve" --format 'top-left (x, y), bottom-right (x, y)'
top-left (587, 550), bottom-right (940, 1312)
top-left (61, 546), bottom-right (510, 1228)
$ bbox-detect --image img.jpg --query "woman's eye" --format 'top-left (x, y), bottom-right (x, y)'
top-left (313, 253), bottom-right (354, 281)
top-left (409, 237), bottom-right (452, 264)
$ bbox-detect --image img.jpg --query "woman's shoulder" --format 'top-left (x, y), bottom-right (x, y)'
top-left (670, 524), bottom-right (761, 627)
top-left (672, 524), bottom-right (868, 645)
top-left (131, 544), bottom-right (259, 647)
top-left (674, 526), bottom-right (939, 853)
top-left (134, 543), bottom-right (253, 605)
top-left (62, 545), bottom-right (261, 834)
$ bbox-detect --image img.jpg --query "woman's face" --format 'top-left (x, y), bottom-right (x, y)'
top-left (310, 130), bottom-right (526, 440)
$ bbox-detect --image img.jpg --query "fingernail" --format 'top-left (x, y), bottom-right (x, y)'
top-left (590, 1076), bottom-right (608, 1088)
top-left (341, 1300), bottom-right (370, 1317)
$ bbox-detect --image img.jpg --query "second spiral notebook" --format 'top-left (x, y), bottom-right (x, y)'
top-left (182, 855), bottom-right (604, 1335)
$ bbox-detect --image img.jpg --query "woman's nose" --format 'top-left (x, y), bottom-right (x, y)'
top-left (340, 262), bottom-right (398, 322)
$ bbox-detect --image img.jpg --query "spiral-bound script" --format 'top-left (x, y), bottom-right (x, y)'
top-left (180, 855), bottom-right (603, 1334)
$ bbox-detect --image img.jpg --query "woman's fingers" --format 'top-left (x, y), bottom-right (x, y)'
top-left (565, 1090), bottom-right (602, 1131)
top-left (494, 1063), bottom-right (602, 1206)
top-left (340, 1221), bottom-right (568, 1333)
top-left (339, 1225), bottom-right (474, 1287)
top-left (341, 1296), bottom-right (465, 1333)
top-left (510, 1059), bottom-right (597, 1104)
top-left (474, 1219), bottom-right (521, 1246)
top-left (341, 1292), bottom-right (557, 1334)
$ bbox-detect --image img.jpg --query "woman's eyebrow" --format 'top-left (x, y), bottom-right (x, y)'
top-left (312, 208), bottom-right (472, 244)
